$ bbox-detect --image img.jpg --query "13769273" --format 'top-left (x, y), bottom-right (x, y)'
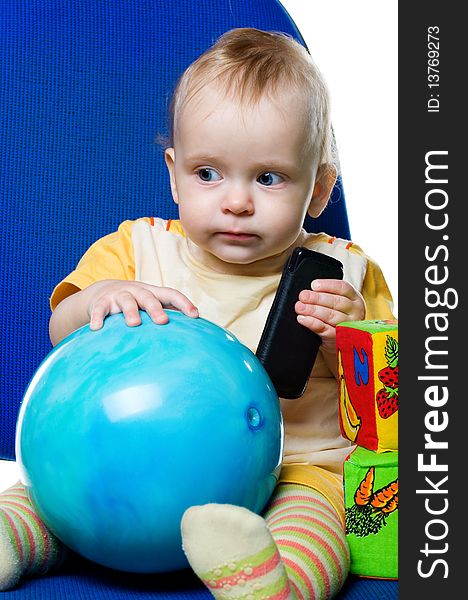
top-left (427, 25), bottom-right (440, 113)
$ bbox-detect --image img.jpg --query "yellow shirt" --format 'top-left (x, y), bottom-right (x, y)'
top-left (51, 217), bottom-right (395, 474)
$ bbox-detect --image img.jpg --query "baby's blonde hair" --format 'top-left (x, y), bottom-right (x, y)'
top-left (169, 28), bottom-right (335, 169)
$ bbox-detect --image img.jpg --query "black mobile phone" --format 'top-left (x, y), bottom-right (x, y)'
top-left (256, 247), bottom-right (344, 399)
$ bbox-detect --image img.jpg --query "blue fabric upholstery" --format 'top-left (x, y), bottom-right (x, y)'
top-left (0, 555), bottom-right (397, 599)
top-left (1, 1), bottom-right (397, 597)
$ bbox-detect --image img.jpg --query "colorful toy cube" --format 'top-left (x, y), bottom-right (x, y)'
top-left (336, 320), bottom-right (398, 452)
top-left (344, 446), bottom-right (398, 579)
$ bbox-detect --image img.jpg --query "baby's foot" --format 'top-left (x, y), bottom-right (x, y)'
top-left (181, 503), bottom-right (294, 599)
top-left (0, 483), bottom-right (68, 590)
top-left (0, 518), bottom-right (20, 591)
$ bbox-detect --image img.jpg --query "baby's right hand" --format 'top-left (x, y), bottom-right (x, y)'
top-left (85, 280), bottom-right (199, 330)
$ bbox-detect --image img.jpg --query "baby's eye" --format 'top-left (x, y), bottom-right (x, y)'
top-left (197, 168), bottom-right (221, 182)
top-left (257, 172), bottom-right (283, 186)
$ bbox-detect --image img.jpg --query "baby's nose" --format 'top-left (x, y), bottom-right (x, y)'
top-left (221, 185), bottom-right (254, 214)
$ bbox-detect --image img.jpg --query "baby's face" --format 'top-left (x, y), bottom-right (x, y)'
top-left (166, 85), bottom-right (322, 273)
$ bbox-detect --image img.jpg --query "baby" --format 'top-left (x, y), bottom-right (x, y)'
top-left (0, 28), bottom-right (394, 598)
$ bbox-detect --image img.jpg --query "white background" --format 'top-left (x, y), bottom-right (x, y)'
top-left (1, 1), bottom-right (398, 490)
top-left (281, 0), bottom-right (398, 314)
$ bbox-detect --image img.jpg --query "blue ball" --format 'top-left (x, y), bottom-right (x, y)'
top-left (16, 311), bottom-right (283, 573)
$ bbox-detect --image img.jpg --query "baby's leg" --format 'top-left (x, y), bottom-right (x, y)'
top-left (0, 482), bottom-right (69, 590)
top-left (182, 483), bottom-right (349, 600)
top-left (263, 483), bottom-right (350, 599)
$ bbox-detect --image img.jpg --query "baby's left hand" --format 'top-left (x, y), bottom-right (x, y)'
top-left (295, 279), bottom-right (365, 354)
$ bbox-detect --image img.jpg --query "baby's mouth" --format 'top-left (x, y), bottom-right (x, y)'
top-left (216, 231), bottom-right (258, 241)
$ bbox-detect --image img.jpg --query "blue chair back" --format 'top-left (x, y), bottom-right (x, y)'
top-left (1, 0), bottom-right (350, 460)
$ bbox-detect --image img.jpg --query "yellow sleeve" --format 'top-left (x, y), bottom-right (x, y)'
top-left (361, 255), bottom-right (396, 320)
top-left (50, 219), bottom-right (140, 311)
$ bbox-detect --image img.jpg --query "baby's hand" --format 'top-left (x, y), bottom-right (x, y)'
top-left (85, 280), bottom-right (199, 330)
top-left (295, 279), bottom-right (365, 354)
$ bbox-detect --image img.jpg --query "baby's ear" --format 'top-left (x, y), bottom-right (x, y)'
top-left (164, 148), bottom-right (179, 205)
top-left (307, 165), bottom-right (337, 218)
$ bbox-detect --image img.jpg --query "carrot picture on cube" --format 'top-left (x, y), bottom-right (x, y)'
top-left (346, 467), bottom-right (398, 536)
top-left (343, 447), bottom-right (398, 579)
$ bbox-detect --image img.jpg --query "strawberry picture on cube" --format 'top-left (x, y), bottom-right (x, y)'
top-left (376, 335), bottom-right (398, 419)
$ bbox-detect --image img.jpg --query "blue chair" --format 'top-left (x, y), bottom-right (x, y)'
top-left (1, 1), bottom-right (396, 597)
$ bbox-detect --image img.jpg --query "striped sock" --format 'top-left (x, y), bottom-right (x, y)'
top-left (0, 482), bottom-right (68, 591)
top-left (264, 483), bottom-right (350, 599)
top-left (181, 484), bottom-right (349, 600)
top-left (182, 503), bottom-right (293, 599)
